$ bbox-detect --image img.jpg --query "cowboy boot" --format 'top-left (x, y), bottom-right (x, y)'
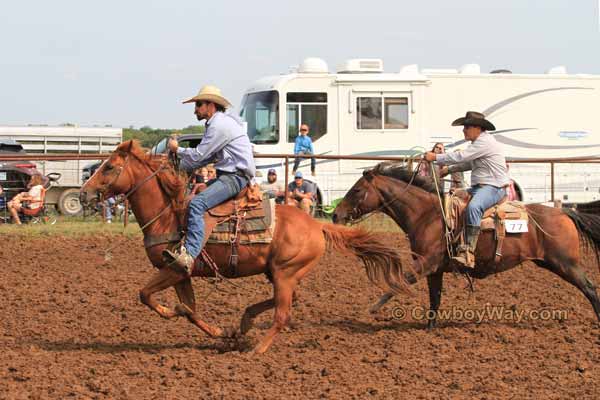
top-left (452, 225), bottom-right (480, 269)
top-left (162, 246), bottom-right (195, 276)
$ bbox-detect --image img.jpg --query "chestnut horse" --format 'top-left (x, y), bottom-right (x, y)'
top-left (80, 141), bottom-right (411, 353)
top-left (332, 162), bottom-right (600, 328)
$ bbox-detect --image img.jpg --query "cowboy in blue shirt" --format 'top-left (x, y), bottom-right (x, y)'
top-left (163, 85), bottom-right (256, 276)
top-left (292, 124), bottom-right (316, 176)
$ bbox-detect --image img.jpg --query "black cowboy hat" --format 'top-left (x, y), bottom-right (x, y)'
top-left (451, 111), bottom-right (496, 131)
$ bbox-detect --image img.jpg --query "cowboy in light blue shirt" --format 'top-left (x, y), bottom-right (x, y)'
top-left (292, 123), bottom-right (316, 176)
top-left (163, 85), bottom-right (256, 276)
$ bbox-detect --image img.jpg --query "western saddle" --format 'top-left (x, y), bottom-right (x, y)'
top-left (444, 189), bottom-right (528, 264)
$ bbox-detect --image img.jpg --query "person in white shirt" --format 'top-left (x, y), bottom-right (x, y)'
top-left (7, 174), bottom-right (44, 224)
top-left (260, 169), bottom-right (285, 203)
top-left (425, 111), bottom-right (509, 269)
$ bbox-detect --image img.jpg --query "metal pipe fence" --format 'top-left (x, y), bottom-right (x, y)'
top-left (3, 152), bottom-right (600, 214)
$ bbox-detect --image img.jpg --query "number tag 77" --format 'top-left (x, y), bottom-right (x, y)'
top-left (505, 219), bottom-right (528, 233)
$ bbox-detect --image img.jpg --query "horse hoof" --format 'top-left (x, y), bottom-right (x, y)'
top-left (220, 326), bottom-right (239, 339)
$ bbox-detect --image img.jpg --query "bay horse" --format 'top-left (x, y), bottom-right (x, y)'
top-left (332, 162), bottom-right (600, 328)
top-left (80, 141), bottom-right (411, 354)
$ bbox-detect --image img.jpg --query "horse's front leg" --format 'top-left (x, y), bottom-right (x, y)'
top-left (173, 278), bottom-right (226, 338)
top-left (426, 269), bottom-right (444, 330)
top-left (139, 267), bottom-right (187, 319)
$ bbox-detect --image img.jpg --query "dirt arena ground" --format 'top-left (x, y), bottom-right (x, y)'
top-left (1, 232), bottom-right (599, 399)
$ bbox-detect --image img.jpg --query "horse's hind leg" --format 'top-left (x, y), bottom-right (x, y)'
top-left (370, 292), bottom-right (394, 314)
top-left (534, 260), bottom-right (600, 322)
top-left (240, 298), bottom-right (275, 335)
top-left (252, 276), bottom-right (296, 354)
top-left (240, 290), bottom-right (301, 335)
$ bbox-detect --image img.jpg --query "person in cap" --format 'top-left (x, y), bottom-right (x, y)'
top-left (163, 85), bottom-right (256, 276)
top-left (287, 171), bottom-right (314, 214)
top-left (260, 168), bottom-right (285, 203)
top-left (292, 124), bottom-right (316, 176)
top-left (424, 111), bottom-right (509, 269)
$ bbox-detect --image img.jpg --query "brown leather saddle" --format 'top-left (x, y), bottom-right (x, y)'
top-left (183, 184), bottom-right (274, 276)
top-left (444, 189), bottom-right (529, 263)
top-left (145, 184), bottom-right (276, 277)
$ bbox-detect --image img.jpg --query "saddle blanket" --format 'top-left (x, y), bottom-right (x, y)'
top-left (207, 198), bottom-right (276, 245)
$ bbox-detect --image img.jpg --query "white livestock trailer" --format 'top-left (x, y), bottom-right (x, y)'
top-left (0, 125), bottom-right (122, 215)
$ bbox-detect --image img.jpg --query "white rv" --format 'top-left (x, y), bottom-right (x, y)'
top-left (0, 125), bottom-right (122, 215)
top-left (240, 58), bottom-right (600, 204)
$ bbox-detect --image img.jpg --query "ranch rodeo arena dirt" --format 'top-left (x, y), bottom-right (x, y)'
top-left (1, 231), bottom-right (599, 399)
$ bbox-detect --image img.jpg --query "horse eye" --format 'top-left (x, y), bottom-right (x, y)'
top-left (104, 163), bottom-right (114, 172)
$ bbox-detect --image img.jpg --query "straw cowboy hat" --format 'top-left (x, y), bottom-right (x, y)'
top-left (451, 111), bottom-right (496, 131)
top-left (182, 85), bottom-right (232, 108)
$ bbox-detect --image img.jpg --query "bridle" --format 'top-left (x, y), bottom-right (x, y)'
top-left (95, 153), bottom-right (173, 231)
top-left (345, 165), bottom-right (420, 224)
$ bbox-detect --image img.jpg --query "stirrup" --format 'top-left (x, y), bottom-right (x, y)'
top-left (162, 248), bottom-right (194, 276)
top-left (452, 247), bottom-right (475, 269)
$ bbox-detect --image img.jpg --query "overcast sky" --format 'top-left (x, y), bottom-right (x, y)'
top-left (1, 0), bottom-right (599, 128)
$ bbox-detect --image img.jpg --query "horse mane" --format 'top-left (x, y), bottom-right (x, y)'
top-left (372, 161), bottom-right (438, 193)
top-left (117, 140), bottom-right (187, 199)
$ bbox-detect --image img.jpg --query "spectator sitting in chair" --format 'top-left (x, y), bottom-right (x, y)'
top-left (7, 174), bottom-right (44, 225)
top-left (287, 171), bottom-right (313, 214)
top-left (260, 168), bottom-right (285, 203)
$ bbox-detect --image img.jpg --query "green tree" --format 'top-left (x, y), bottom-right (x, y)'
top-left (123, 125), bottom-right (205, 148)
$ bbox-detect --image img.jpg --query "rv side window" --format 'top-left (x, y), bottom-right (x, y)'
top-left (357, 97), bottom-right (382, 129)
top-left (286, 92), bottom-right (328, 143)
top-left (384, 98), bottom-right (408, 129)
top-left (357, 96), bottom-right (409, 130)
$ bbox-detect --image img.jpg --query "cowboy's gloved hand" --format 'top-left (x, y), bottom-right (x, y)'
top-left (424, 152), bottom-right (437, 162)
top-left (167, 137), bottom-right (179, 153)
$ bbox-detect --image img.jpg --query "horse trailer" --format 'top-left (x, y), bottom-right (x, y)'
top-left (0, 125), bottom-right (122, 215)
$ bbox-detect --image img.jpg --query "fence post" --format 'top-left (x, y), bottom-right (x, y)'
top-left (550, 162), bottom-right (555, 203)
top-left (124, 199), bottom-right (129, 227)
top-left (284, 156), bottom-right (289, 205)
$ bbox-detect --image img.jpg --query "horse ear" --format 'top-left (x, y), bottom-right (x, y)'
top-left (116, 140), bottom-right (135, 155)
top-left (363, 169), bottom-right (374, 181)
top-left (116, 140), bottom-right (132, 153)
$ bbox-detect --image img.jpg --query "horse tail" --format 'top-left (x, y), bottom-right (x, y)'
top-left (321, 223), bottom-right (415, 294)
top-left (563, 208), bottom-right (600, 267)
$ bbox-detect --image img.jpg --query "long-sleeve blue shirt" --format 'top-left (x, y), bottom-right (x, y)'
top-left (177, 112), bottom-right (256, 179)
top-left (294, 134), bottom-right (314, 154)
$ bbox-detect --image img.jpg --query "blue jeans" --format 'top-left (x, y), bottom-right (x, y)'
top-left (185, 173), bottom-right (248, 258)
top-left (466, 185), bottom-right (506, 227)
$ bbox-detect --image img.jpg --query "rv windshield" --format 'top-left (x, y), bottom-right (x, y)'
top-left (240, 91), bottom-right (279, 144)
